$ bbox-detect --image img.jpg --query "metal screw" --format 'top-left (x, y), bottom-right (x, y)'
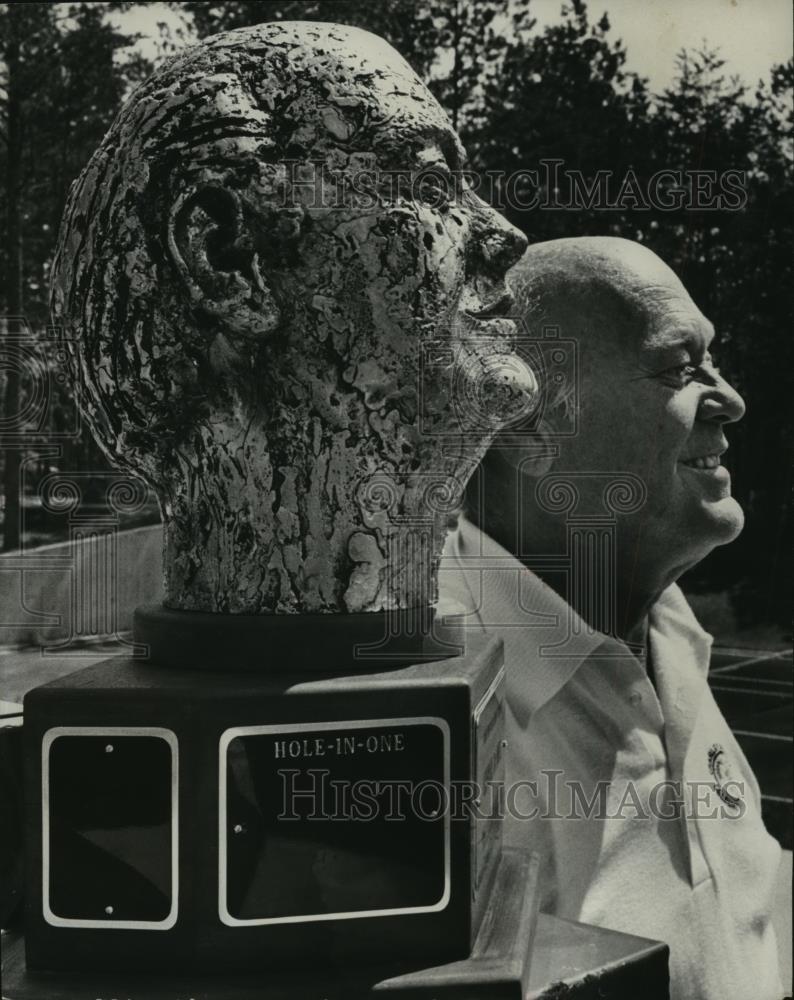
top-left (233, 823), bottom-right (244, 834)
top-left (104, 905), bottom-right (114, 916)
top-left (105, 744), bottom-right (114, 753)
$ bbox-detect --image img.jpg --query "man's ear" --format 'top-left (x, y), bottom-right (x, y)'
top-left (167, 186), bottom-right (281, 339)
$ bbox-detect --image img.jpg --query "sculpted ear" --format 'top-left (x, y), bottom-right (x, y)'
top-left (168, 186), bottom-right (280, 339)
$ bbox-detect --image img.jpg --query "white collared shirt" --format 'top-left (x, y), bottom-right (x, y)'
top-left (439, 516), bottom-right (783, 1000)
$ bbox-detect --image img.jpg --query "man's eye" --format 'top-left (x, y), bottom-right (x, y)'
top-left (658, 359), bottom-right (721, 388)
top-left (659, 364), bottom-right (698, 387)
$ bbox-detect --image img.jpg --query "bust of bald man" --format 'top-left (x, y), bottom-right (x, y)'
top-left (51, 21), bottom-right (535, 615)
top-left (442, 237), bottom-right (783, 1000)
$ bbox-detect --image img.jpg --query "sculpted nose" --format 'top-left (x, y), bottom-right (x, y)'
top-left (469, 196), bottom-right (527, 277)
top-left (701, 371), bottom-right (746, 424)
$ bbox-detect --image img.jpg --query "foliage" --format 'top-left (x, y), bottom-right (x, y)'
top-left (0, 3), bottom-right (153, 547)
top-left (469, 0), bottom-right (650, 237)
top-left (185, 0), bottom-right (444, 78)
top-left (0, 3), bottom-right (150, 326)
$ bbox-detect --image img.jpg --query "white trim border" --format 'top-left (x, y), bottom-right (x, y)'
top-left (42, 725), bottom-right (179, 931)
top-left (218, 716), bottom-right (451, 927)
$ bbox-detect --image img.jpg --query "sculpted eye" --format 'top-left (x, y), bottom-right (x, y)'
top-left (416, 164), bottom-right (455, 210)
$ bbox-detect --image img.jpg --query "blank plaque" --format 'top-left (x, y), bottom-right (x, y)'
top-left (43, 727), bottom-right (178, 929)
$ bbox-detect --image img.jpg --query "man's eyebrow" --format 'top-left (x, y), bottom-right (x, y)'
top-left (644, 337), bottom-right (696, 353)
top-left (644, 327), bottom-right (715, 357)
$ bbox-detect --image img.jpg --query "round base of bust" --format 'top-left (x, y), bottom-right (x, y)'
top-left (132, 603), bottom-right (465, 673)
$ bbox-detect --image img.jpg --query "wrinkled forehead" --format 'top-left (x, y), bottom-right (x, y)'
top-left (626, 274), bottom-right (714, 358)
top-left (576, 249), bottom-right (713, 358)
top-left (513, 240), bottom-right (715, 367)
top-left (205, 21), bottom-right (460, 161)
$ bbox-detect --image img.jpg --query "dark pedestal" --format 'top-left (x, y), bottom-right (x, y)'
top-left (23, 635), bottom-right (507, 973)
top-left (13, 611), bottom-right (670, 997)
top-left (1, 850), bottom-right (670, 999)
top-left (2, 847), bottom-right (539, 999)
top-left (0, 700), bottom-right (24, 928)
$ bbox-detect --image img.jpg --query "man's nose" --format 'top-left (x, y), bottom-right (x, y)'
top-left (468, 195), bottom-right (527, 277)
top-left (700, 371), bottom-right (746, 424)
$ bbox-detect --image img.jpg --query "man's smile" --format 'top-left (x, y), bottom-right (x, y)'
top-left (678, 448), bottom-right (731, 496)
top-left (679, 438), bottom-right (729, 474)
top-left (680, 453), bottom-right (723, 471)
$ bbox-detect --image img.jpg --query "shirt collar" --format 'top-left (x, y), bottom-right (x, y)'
top-left (441, 517), bottom-right (714, 722)
top-left (440, 516), bottom-right (632, 720)
top-left (648, 583), bottom-right (714, 775)
top-left (649, 583), bottom-right (713, 678)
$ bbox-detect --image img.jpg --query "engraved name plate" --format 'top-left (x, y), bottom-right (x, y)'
top-left (219, 717), bottom-right (450, 925)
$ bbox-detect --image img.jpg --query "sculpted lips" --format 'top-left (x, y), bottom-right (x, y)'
top-left (464, 291), bottom-right (515, 320)
top-left (462, 291), bottom-right (518, 341)
top-left (456, 288), bottom-right (537, 425)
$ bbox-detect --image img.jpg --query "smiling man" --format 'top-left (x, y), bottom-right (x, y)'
top-left (441, 237), bottom-right (784, 1000)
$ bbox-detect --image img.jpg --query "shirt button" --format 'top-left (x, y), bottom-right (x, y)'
top-left (629, 691), bottom-right (642, 706)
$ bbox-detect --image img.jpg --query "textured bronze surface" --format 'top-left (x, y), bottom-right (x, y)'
top-left (51, 22), bottom-right (536, 616)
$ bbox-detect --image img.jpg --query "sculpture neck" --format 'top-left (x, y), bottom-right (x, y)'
top-left (159, 425), bottom-right (466, 614)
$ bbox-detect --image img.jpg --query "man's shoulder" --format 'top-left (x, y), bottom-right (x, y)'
top-left (440, 517), bottom-right (623, 718)
top-left (440, 514), bottom-right (561, 600)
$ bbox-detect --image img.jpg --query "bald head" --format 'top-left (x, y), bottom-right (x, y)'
top-left (508, 237), bottom-right (709, 356)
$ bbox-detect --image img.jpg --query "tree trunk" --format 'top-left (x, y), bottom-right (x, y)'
top-left (2, 6), bottom-right (23, 552)
top-left (451, 0), bottom-right (461, 132)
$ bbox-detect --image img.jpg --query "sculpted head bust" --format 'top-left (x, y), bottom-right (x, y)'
top-left (52, 22), bottom-right (535, 614)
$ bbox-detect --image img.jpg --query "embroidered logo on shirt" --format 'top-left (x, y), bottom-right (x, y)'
top-left (707, 743), bottom-right (742, 810)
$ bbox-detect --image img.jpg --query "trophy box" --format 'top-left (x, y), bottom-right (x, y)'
top-left (23, 608), bottom-right (513, 975)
